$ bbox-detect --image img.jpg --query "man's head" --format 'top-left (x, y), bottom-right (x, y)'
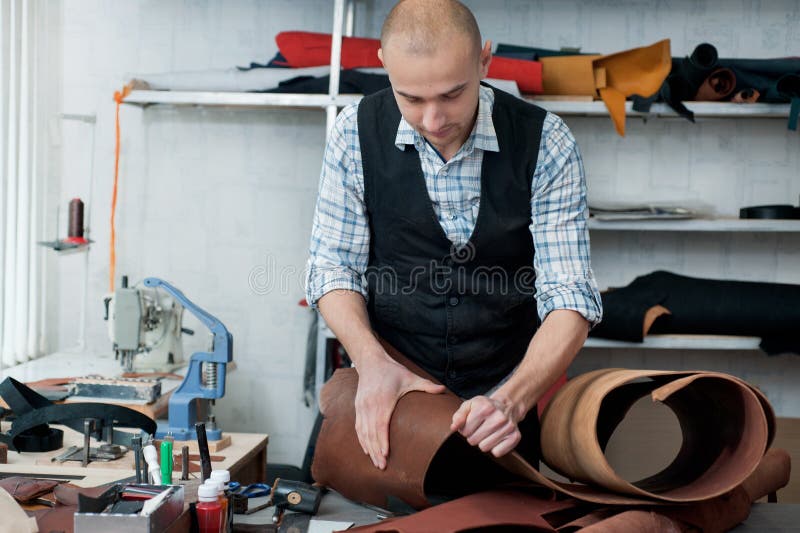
top-left (378, 0), bottom-right (491, 160)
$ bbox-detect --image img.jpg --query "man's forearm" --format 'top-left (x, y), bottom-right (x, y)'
top-left (317, 290), bottom-right (389, 367)
top-left (493, 309), bottom-right (589, 421)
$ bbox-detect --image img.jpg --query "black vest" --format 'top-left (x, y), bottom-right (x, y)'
top-left (358, 86), bottom-right (546, 398)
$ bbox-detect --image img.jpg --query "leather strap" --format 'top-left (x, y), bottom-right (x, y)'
top-left (0, 377), bottom-right (156, 452)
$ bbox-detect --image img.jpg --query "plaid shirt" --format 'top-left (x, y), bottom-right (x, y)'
top-left (305, 86), bottom-right (602, 326)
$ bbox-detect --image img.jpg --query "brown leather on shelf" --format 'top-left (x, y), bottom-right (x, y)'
top-left (642, 304), bottom-right (670, 337)
top-left (313, 341), bottom-right (777, 510)
top-left (694, 67), bottom-right (736, 101)
top-left (0, 442), bottom-right (7, 464)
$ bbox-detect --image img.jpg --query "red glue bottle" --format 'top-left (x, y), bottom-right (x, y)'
top-left (197, 484), bottom-right (223, 533)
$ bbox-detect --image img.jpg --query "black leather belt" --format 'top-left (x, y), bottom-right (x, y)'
top-left (0, 377), bottom-right (156, 452)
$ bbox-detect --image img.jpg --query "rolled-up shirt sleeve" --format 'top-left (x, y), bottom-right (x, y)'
top-left (305, 103), bottom-right (370, 307)
top-left (530, 113), bottom-right (603, 326)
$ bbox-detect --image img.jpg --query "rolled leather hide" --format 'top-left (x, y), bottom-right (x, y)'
top-left (340, 448), bottom-right (791, 533)
top-left (312, 342), bottom-right (776, 510)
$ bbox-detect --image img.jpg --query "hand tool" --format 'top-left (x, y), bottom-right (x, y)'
top-left (132, 436), bottom-right (143, 483)
top-left (161, 439), bottom-right (173, 484)
top-left (180, 445), bottom-right (190, 480)
top-left (196, 422), bottom-right (212, 482)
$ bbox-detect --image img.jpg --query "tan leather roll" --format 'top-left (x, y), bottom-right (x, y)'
top-left (538, 368), bottom-right (774, 502)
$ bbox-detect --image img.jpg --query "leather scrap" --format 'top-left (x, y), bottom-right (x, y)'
top-left (0, 476), bottom-right (61, 503)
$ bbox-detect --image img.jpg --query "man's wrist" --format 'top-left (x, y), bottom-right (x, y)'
top-left (489, 388), bottom-right (530, 424)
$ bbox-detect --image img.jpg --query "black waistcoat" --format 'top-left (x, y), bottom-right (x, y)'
top-left (358, 85), bottom-right (546, 398)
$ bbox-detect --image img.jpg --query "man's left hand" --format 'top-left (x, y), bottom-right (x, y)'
top-left (450, 395), bottom-right (521, 457)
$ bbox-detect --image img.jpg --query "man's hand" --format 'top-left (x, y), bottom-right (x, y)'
top-left (355, 357), bottom-right (446, 470)
top-left (450, 394), bottom-right (522, 457)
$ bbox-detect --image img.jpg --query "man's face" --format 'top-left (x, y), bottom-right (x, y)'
top-left (379, 35), bottom-right (491, 160)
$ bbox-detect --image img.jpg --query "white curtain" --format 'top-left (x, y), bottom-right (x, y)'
top-left (0, 0), bottom-right (44, 367)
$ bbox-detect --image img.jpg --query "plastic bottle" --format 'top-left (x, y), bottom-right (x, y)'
top-left (196, 484), bottom-right (223, 533)
top-left (204, 480), bottom-right (229, 532)
top-left (209, 470), bottom-right (232, 531)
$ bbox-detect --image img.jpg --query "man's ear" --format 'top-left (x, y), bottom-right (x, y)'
top-left (378, 48), bottom-right (385, 68)
top-left (479, 40), bottom-right (492, 78)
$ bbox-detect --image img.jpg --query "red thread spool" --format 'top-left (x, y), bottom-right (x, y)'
top-left (66, 198), bottom-right (88, 244)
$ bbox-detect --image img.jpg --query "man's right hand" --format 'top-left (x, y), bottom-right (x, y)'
top-left (354, 355), bottom-right (446, 470)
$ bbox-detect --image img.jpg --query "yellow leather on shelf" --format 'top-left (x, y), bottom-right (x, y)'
top-left (593, 39), bottom-right (672, 135)
top-left (538, 40), bottom-right (671, 136)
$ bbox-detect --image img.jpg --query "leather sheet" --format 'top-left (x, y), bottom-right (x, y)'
top-left (313, 342), bottom-right (776, 510)
top-left (337, 443), bottom-right (790, 533)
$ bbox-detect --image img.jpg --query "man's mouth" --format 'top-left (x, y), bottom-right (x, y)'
top-left (428, 125), bottom-right (454, 138)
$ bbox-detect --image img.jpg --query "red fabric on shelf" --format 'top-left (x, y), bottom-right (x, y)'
top-left (276, 31), bottom-right (382, 69)
top-left (274, 31), bottom-right (543, 94)
top-left (487, 55), bottom-right (543, 94)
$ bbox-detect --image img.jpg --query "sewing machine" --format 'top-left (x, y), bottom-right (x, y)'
top-left (105, 275), bottom-right (186, 372)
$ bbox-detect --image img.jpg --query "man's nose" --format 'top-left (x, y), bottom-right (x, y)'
top-left (421, 104), bottom-right (446, 132)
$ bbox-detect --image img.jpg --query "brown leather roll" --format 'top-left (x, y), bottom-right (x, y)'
top-left (312, 344), bottom-right (523, 509)
top-left (313, 344), bottom-right (776, 509)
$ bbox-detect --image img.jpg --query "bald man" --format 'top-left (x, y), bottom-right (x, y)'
top-left (305, 0), bottom-right (602, 471)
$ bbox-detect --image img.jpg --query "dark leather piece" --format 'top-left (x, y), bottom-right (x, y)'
top-left (589, 271), bottom-right (800, 355)
top-left (313, 342), bottom-right (776, 509)
top-left (0, 477), bottom-right (61, 503)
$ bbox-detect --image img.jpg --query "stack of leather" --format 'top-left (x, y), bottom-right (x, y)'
top-left (312, 342), bottom-right (791, 532)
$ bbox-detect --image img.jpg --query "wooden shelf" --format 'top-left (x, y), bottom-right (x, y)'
top-left (584, 334), bottom-right (762, 350)
top-left (588, 218), bottom-right (800, 232)
top-left (123, 90), bottom-right (793, 119)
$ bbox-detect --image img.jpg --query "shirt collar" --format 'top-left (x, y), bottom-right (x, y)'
top-left (394, 85), bottom-right (500, 153)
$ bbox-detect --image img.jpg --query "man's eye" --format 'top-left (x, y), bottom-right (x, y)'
top-left (405, 97), bottom-right (421, 104)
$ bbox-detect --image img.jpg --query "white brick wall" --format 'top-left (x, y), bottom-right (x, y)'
top-left (49, 0), bottom-right (800, 464)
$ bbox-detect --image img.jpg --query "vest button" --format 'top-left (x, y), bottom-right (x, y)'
top-left (448, 370), bottom-right (457, 379)
top-left (449, 296), bottom-right (459, 306)
top-left (449, 336), bottom-right (458, 344)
